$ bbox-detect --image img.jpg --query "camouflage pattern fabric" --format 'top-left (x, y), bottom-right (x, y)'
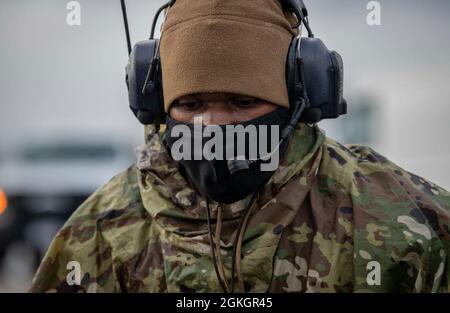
top-left (29, 124), bottom-right (450, 293)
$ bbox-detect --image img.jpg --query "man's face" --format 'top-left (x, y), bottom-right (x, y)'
top-left (169, 93), bottom-right (278, 125)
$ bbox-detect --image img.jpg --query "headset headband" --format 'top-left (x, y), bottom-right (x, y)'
top-left (122, 0), bottom-right (347, 127)
top-left (120, 0), bottom-right (314, 57)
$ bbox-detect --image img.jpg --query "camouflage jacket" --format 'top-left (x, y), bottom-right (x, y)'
top-left (30, 124), bottom-right (450, 293)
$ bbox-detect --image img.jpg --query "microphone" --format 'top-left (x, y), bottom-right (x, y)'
top-left (226, 98), bottom-right (307, 175)
top-left (227, 159), bottom-right (250, 175)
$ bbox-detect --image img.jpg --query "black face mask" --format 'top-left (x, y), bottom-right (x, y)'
top-left (165, 108), bottom-right (291, 204)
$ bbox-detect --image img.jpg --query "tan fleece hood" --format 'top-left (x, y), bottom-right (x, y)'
top-left (160, 0), bottom-right (299, 111)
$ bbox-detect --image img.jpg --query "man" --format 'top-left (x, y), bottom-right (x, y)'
top-left (30, 0), bottom-right (450, 293)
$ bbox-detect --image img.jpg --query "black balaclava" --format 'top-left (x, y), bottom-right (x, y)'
top-left (164, 107), bottom-right (291, 204)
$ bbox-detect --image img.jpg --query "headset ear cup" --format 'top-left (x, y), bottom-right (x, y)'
top-left (300, 38), bottom-right (347, 122)
top-left (285, 36), bottom-right (348, 124)
top-left (126, 39), bottom-right (165, 125)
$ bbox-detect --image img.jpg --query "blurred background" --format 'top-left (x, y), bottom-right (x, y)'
top-left (0, 0), bottom-right (449, 292)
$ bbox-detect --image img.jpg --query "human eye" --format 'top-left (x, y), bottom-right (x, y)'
top-left (174, 98), bottom-right (204, 111)
top-left (230, 97), bottom-right (259, 108)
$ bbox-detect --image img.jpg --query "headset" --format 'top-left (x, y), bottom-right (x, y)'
top-left (122, 0), bottom-right (347, 129)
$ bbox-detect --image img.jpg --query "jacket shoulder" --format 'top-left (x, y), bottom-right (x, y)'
top-left (320, 137), bottom-right (450, 200)
top-left (315, 138), bottom-right (450, 292)
top-left (69, 164), bottom-right (143, 219)
top-left (30, 164), bottom-right (149, 293)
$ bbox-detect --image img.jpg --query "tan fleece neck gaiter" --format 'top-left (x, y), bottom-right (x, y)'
top-left (160, 0), bottom-right (299, 112)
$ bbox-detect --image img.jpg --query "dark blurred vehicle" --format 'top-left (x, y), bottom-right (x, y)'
top-left (0, 139), bottom-right (135, 269)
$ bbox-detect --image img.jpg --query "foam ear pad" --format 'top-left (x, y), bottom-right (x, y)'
top-left (286, 37), bottom-right (301, 111)
top-left (126, 39), bottom-right (165, 125)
